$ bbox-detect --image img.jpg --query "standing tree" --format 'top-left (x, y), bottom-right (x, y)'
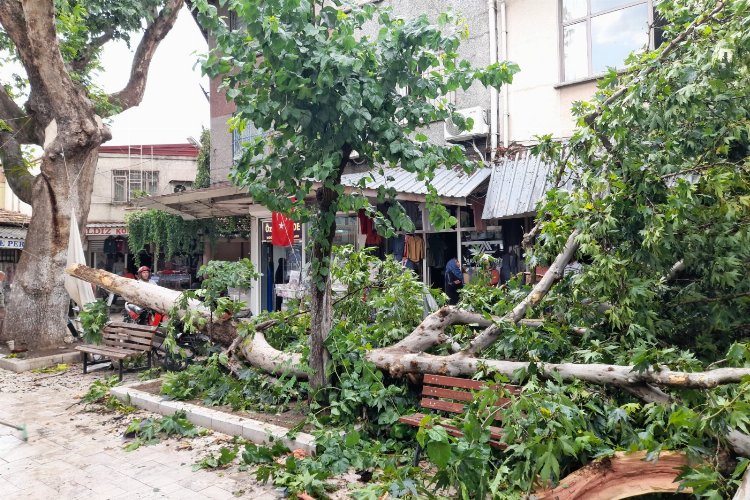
top-left (0, 0), bottom-right (184, 348)
top-left (193, 0), bottom-right (517, 391)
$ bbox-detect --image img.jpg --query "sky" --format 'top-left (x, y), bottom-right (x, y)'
top-left (94, 6), bottom-right (209, 146)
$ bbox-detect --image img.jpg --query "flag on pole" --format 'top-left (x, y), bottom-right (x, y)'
top-left (271, 211), bottom-right (295, 247)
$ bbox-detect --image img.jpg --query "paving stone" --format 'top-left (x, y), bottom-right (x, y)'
top-left (0, 368), bottom-right (281, 499)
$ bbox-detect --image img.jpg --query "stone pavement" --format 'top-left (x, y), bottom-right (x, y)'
top-left (0, 365), bottom-right (280, 499)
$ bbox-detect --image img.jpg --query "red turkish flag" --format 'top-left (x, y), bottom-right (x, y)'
top-left (271, 211), bottom-right (295, 247)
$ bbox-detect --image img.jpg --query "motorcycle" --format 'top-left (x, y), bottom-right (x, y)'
top-left (122, 302), bottom-right (206, 371)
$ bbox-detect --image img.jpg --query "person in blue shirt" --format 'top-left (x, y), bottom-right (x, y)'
top-left (444, 257), bottom-right (463, 305)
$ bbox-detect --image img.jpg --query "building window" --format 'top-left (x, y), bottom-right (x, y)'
top-left (112, 170), bottom-right (159, 202)
top-left (561, 0), bottom-right (652, 82)
top-left (232, 122), bottom-right (263, 162)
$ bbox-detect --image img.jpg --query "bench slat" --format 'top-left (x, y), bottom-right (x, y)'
top-left (422, 386), bottom-right (475, 402)
top-left (399, 413), bottom-right (506, 448)
top-left (102, 342), bottom-right (152, 352)
top-left (106, 321), bottom-right (158, 332)
top-left (102, 333), bottom-right (153, 346)
top-left (104, 326), bottom-right (156, 338)
top-left (420, 398), bottom-right (465, 414)
top-left (423, 374), bottom-right (522, 396)
top-left (424, 374), bottom-right (486, 390)
top-left (76, 346), bottom-right (131, 359)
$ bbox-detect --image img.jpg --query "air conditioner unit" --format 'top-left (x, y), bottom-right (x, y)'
top-left (444, 107), bottom-right (489, 142)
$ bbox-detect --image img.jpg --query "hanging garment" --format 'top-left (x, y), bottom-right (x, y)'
top-left (500, 252), bottom-right (519, 284)
top-left (405, 235), bottom-right (424, 263)
top-left (470, 199), bottom-right (487, 232)
top-left (115, 235), bottom-right (126, 253)
top-left (388, 234), bottom-right (405, 262)
top-left (103, 236), bottom-right (117, 255)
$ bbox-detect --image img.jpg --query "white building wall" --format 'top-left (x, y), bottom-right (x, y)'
top-left (89, 153), bottom-right (198, 223)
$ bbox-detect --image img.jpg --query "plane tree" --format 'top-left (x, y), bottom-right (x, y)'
top-left (0, 0), bottom-right (184, 348)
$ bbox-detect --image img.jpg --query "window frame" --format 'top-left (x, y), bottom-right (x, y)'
top-left (559, 0), bottom-right (654, 83)
top-left (112, 170), bottom-right (159, 203)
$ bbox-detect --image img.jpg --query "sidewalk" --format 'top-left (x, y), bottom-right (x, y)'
top-left (0, 366), bottom-right (279, 499)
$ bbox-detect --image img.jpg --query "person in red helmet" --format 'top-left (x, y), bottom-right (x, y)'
top-left (137, 266), bottom-right (157, 284)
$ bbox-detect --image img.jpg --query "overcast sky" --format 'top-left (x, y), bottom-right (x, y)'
top-left (95, 6), bottom-right (209, 146)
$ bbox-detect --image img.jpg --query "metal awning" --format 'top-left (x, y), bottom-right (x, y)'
top-left (0, 226), bottom-right (26, 240)
top-left (133, 182), bottom-right (268, 220)
top-left (482, 152), bottom-right (572, 220)
top-left (341, 167), bottom-right (491, 200)
top-left (136, 167), bottom-right (489, 220)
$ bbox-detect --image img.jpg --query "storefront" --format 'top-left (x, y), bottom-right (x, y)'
top-left (0, 209), bottom-right (30, 288)
top-left (85, 223), bottom-right (132, 275)
top-left (135, 158), bottom-right (561, 314)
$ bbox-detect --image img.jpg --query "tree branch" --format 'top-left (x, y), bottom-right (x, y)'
top-left (464, 229), bottom-right (580, 355)
top-left (583, 1), bottom-right (727, 125)
top-left (0, 131), bottom-right (36, 204)
top-left (107, 0), bottom-right (185, 113)
top-left (366, 350), bottom-right (750, 390)
top-left (70, 28), bottom-right (116, 73)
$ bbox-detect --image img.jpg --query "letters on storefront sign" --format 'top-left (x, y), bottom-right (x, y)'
top-left (262, 220), bottom-right (302, 242)
top-left (0, 239), bottom-right (24, 248)
top-left (84, 226), bottom-right (129, 236)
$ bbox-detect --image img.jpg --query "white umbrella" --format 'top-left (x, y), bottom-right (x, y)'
top-left (65, 208), bottom-right (96, 307)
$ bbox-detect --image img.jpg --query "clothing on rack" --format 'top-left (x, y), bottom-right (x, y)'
top-left (500, 251), bottom-right (519, 284)
top-left (404, 234), bottom-right (424, 263)
top-left (470, 199), bottom-right (486, 231)
top-left (115, 236), bottom-right (126, 254)
top-left (426, 233), bottom-right (449, 268)
top-left (388, 234), bottom-right (405, 262)
top-left (103, 236), bottom-right (117, 255)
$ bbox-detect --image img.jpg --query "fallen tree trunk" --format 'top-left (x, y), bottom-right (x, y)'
top-left (365, 350), bottom-right (750, 391)
top-left (65, 264), bottom-right (307, 378)
top-left (532, 451), bottom-right (691, 499)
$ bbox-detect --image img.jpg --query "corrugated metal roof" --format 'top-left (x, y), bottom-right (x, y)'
top-left (482, 152), bottom-right (569, 220)
top-left (0, 226), bottom-right (26, 240)
top-left (98, 144), bottom-right (199, 158)
top-left (341, 167), bottom-right (491, 199)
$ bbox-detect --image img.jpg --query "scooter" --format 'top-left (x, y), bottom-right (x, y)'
top-left (123, 302), bottom-right (207, 371)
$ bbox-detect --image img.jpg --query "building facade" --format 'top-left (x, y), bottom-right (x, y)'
top-left (145, 0), bottom-right (658, 314)
top-left (86, 144), bottom-right (199, 276)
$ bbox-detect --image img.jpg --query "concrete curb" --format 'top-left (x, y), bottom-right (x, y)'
top-left (0, 350), bottom-right (81, 372)
top-left (110, 384), bottom-right (316, 455)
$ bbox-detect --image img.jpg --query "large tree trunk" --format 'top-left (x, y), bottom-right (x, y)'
top-left (308, 144), bottom-right (352, 393)
top-left (0, 0), bottom-right (183, 349)
top-left (2, 145), bottom-right (102, 348)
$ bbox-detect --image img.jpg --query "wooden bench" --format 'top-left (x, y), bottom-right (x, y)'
top-left (76, 321), bottom-right (158, 381)
top-left (398, 374), bottom-right (521, 463)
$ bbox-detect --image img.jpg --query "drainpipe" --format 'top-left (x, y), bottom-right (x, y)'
top-left (488, 0), bottom-right (499, 160)
top-left (500, 0), bottom-right (510, 148)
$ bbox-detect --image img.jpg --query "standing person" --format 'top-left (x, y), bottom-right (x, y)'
top-left (444, 257), bottom-right (463, 305)
top-left (137, 266), bottom-right (158, 285)
top-left (274, 257), bottom-right (286, 311)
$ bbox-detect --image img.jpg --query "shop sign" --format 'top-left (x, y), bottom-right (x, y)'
top-left (0, 238), bottom-right (24, 248)
top-left (262, 219), bottom-right (301, 242)
top-left (85, 226), bottom-right (128, 236)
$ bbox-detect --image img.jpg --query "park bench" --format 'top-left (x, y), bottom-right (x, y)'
top-left (398, 374), bottom-right (522, 463)
top-left (76, 321), bottom-right (158, 381)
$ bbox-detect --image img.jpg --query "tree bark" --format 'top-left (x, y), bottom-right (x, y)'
top-left (365, 350), bottom-right (750, 390)
top-left (0, 0), bottom-right (183, 349)
top-left (308, 144), bottom-right (352, 393)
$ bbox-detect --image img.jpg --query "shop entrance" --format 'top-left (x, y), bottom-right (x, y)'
top-left (259, 219), bottom-right (302, 312)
